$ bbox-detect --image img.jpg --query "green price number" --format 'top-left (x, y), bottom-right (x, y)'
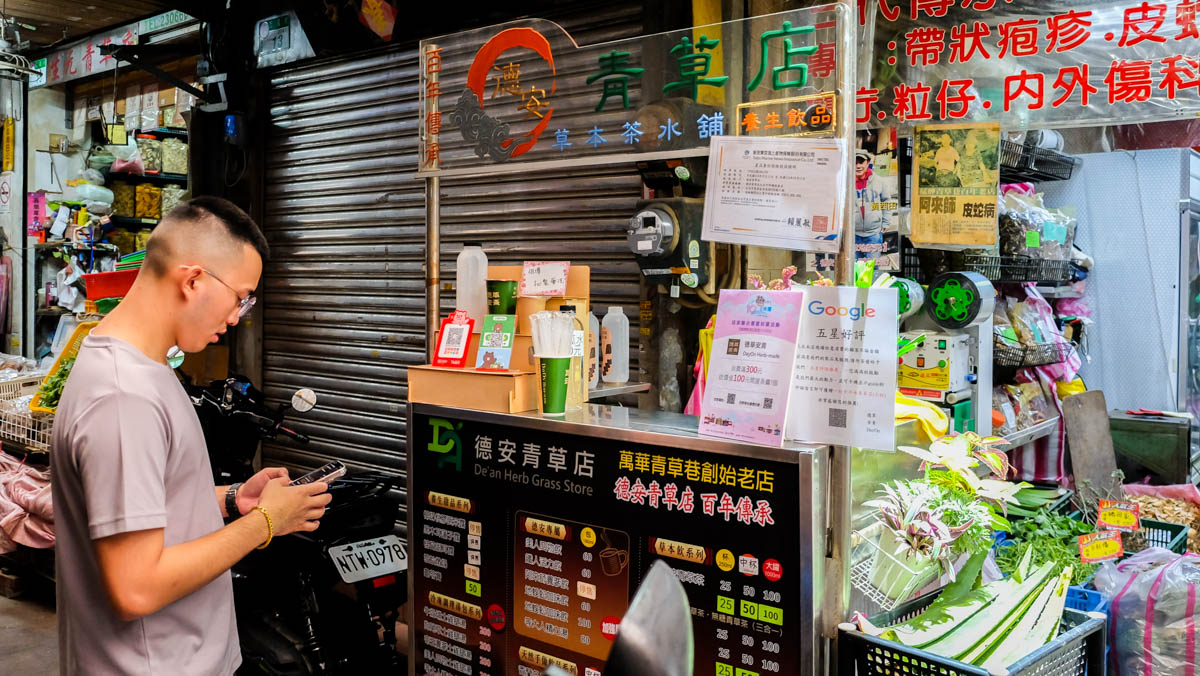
top-left (740, 600), bottom-right (759, 620)
top-left (716, 663), bottom-right (734, 676)
top-left (736, 669), bottom-right (760, 676)
top-left (717, 595), bottom-right (735, 614)
top-left (466, 580), bottom-right (482, 597)
top-left (758, 603), bottom-right (783, 626)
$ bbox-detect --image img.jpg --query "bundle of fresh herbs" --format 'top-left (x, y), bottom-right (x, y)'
top-left (995, 508), bottom-right (1098, 586)
top-left (36, 356), bottom-right (76, 412)
top-left (864, 432), bottom-right (1021, 602)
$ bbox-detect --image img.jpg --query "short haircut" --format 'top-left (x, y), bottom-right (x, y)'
top-left (144, 197), bottom-right (269, 276)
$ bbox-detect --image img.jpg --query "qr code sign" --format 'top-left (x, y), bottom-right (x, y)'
top-left (812, 215), bottom-right (829, 233)
top-left (763, 397), bottom-right (774, 410)
top-left (828, 407), bottom-right (847, 428)
top-left (726, 392), bottom-right (737, 405)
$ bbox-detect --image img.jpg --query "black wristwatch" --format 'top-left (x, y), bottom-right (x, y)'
top-left (225, 482), bottom-right (243, 517)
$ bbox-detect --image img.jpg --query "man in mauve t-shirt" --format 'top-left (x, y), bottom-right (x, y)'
top-left (51, 197), bottom-right (333, 675)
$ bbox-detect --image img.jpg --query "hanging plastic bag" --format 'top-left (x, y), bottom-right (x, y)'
top-left (75, 183), bottom-right (114, 204)
top-left (1094, 549), bottom-right (1200, 676)
top-left (110, 138), bottom-right (144, 175)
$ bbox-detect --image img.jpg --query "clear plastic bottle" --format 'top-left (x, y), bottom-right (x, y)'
top-left (455, 242), bottom-right (487, 332)
top-left (560, 305), bottom-right (586, 411)
top-left (588, 311), bottom-right (601, 390)
top-left (601, 306), bottom-right (629, 384)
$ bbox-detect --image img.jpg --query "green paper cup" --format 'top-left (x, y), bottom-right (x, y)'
top-left (537, 356), bottom-right (571, 416)
top-left (487, 279), bottom-right (518, 315)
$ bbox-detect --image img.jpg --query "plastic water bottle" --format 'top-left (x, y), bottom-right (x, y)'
top-left (558, 305), bottom-right (587, 411)
top-left (601, 306), bottom-right (629, 384)
top-left (588, 312), bottom-right (600, 390)
top-left (455, 242), bottom-right (487, 332)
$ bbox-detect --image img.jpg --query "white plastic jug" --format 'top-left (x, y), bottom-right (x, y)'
top-left (601, 306), bottom-right (629, 384)
top-left (455, 242), bottom-right (487, 333)
top-left (588, 312), bottom-right (600, 390)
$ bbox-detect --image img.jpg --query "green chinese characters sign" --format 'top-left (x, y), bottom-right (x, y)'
top-left (418, 4), bottom-right (852, 173)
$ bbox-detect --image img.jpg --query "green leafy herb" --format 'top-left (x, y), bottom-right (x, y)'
top-left (37, 356), bottom-right (76, 411)
top-left (995, 508), bottom-right (1097, 586)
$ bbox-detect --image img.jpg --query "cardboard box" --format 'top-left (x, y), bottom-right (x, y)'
top-left (158, 86), bottom-right (178, 108)
top-left (409, 365), bottom-right (538, 414)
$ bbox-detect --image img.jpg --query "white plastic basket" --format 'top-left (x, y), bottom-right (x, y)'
top-left (0, 408), bottom-right (52, 451)
top-left (0, 375), bottom-right (44, 401)
top-left (0, 375), bottom-right (53, 451)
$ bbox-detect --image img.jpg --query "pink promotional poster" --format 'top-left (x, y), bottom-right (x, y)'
top-left (699, 289), bottom-right (804, 446)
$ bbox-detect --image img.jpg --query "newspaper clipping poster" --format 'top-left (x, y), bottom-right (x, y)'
top-left (911, 123), bottom-right (1000, 247)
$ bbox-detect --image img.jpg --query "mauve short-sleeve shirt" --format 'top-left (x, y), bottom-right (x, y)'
top-left (50, 334), bottom-right (240, 675)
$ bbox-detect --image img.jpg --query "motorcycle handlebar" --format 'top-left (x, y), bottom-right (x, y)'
top-left (275, 424), bottom-right (310, 444)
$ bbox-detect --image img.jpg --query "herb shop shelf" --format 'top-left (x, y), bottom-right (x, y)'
top-left (106, 171), bottom-right (188, 184)
top-left (1001, 417), bottom-right (1060, 448)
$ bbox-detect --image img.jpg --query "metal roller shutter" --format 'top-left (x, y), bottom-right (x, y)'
top-left (261, 6), bottom-right (647, 532)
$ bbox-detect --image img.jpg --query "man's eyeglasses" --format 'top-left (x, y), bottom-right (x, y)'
top-left (185, 266), bottom-right (257, 318)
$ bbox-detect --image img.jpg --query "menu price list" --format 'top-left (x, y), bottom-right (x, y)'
top-left (410, 407), bottom-right (807, 676)
top-left (651, 538), bottom-right (791, 676)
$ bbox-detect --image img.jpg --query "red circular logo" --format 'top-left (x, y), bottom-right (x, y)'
top-left (601, 616), bottom-right (621, 641)
top-left (764, 558), bottom-right (782, 582)
top-left (487, 603), bottom-right (507, 631)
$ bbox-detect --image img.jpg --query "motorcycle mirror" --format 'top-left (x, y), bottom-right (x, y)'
top-left (291, 388), bottom-right (318, 412)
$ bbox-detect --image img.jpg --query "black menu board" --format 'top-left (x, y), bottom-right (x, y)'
top-left (408, 404), bottom-right (816, 676)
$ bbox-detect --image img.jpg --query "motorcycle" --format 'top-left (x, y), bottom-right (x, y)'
top-left (185, 375), bottom-right (409, 675)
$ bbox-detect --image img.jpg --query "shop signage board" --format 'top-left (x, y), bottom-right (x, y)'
top-left (786, 285), bottom-right (899, 451)
top-left (32, 26), bottom-right (138, 89)
top-left (409, 404), bottom-right (817, 676)
top-left (911, 122), bottom-right (1001, 247)
top-left (861, 0), bottom-right (1200, 128)
top-left (417, 5), bottom-right (853, 175)
top-left (701, 135), bottom-right (847, 252)
top-left (699, 289), bottom-right (805, 446)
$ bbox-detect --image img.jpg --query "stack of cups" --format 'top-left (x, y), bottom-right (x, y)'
top-left (529, 311), bottom-right (575, 416)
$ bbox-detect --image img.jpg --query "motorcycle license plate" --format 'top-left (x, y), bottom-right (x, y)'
top-left (328, 535), bottom-right (407, 584)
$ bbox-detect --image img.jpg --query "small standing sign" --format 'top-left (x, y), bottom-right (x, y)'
top-left (1096, 500), bottom-right (1141, 532)
top-left (433, 310), bottom-right (475, 368)
top-left (520, 261), bottom-right (570, 297)
top-left (475, 315), bottom-right (517, 370)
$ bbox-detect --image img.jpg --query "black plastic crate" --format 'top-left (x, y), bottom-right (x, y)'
top-left (960, 254), bottom-right (1072, 283)
top-left (900, 240), bottom-right (1073, 285)
top-left (993, 339), bottom-right (1076, 368)
top-left (998, 140), bottom-right (1081, 183)
top-left (839, 590), bottom-right (1107, 676)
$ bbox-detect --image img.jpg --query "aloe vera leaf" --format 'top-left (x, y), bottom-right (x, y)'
top-left (977, 567), bottom-right (1072, 671)
top-left (959, 576), bottom-right (1050, 664)
top-left (879, 587), bottom-right (997, 647)
top-left (1015, 539), bottom-right (1034, 582)
top-left (921, 562), bottom-right (1057, 660)
top-left (875, 550), bottom-right (990, 647)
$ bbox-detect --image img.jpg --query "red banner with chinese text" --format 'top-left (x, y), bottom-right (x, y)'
top-left (859, 0), bottom-right (1200, 128)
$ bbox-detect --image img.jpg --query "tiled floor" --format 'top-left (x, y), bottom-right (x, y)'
top-left (0, 592), bottom-right (58, 675)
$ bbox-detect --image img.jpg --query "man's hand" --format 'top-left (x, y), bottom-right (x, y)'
top-left (235, 467), bottom-right (290, 516)
top-left (257, 478), bottom-right (332, 536)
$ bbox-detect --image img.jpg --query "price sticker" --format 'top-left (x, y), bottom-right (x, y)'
top-left (519, 261), bottom-right (570, 297)
top-left (1097, 500), bottom-right (1141, 532)
top-left (1078, 529), bottom-right (1124, 564)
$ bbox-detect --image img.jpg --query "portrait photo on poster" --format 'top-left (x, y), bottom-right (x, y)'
top-left (854, 128), bottom-right (900, 266)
